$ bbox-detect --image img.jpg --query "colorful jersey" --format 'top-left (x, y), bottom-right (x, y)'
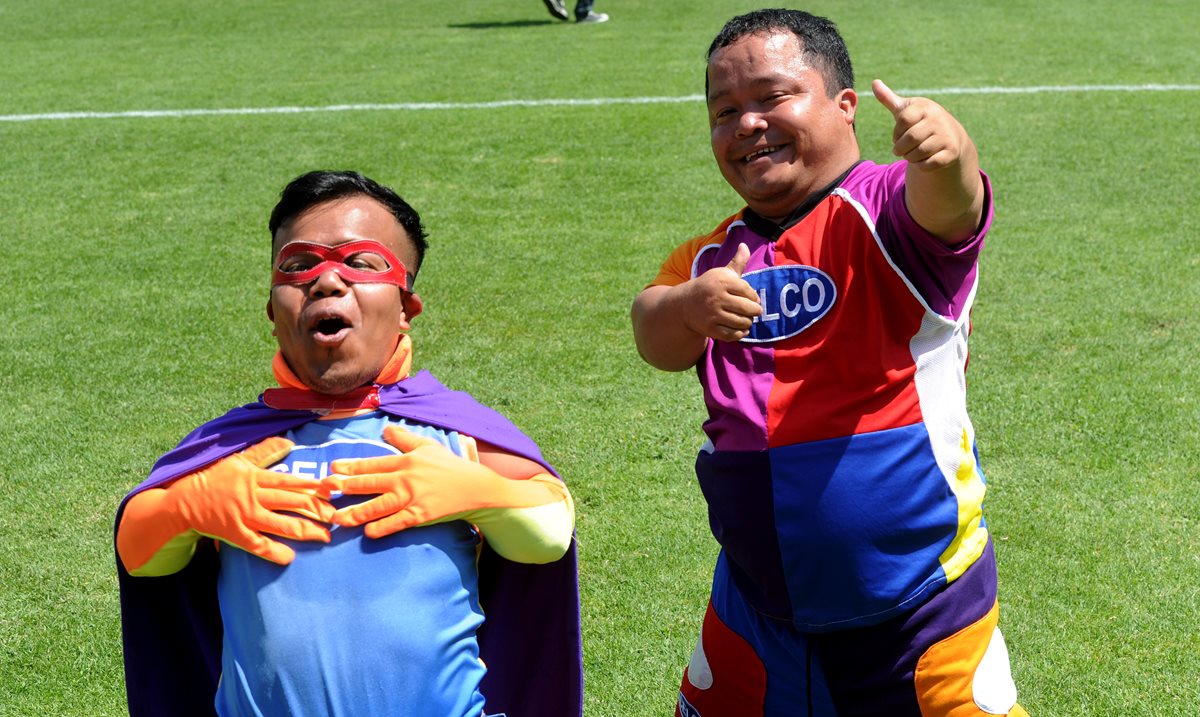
top-left (651, 161), bottom-right (995, 632)
top-left (215, 415), bottom-right (486, 717)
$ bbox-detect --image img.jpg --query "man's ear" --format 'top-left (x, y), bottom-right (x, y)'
top-left (838, 87), bottom-right (858, 125)
top-left (399, 291), bottom-right (423, 331)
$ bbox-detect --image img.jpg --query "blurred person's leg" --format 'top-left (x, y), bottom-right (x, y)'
top-left (542, 0), bottom-right (568, 21)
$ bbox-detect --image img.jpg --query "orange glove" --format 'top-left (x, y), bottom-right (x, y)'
top-left (117, 437), bottom-right (336, 576)
top-left (325, 426), bottom-right (573, 558)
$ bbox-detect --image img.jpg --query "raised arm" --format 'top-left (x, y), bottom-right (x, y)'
top-left (873, 79), bottom-right (986, 244)
top-left (631, 243), bottom-right (762, 371)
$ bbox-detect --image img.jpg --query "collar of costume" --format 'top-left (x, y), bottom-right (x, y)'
top-left (261, 335), bottom-right (413, 414)
top-left (271, 239), bottom-right (409, 289)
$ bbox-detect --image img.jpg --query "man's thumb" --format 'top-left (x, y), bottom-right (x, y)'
top-left (382, 424), bottom-right (436, 453)
top-left (872, 79), bottom-right (907, 116)
top-left (725, 243), bottom-right (750, 275)
top-left (241, 436), bottom-right (295, 468)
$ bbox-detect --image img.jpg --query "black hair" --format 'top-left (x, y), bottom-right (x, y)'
top-left (268, 170), bottom-right (429, 276)
top-left (706, 8), bottom-right (854, 97)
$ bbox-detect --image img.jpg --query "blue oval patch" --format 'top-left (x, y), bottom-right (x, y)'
top-left (740, 265), bottom-right (837, 343)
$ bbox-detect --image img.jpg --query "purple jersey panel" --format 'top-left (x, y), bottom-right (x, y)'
top-left (841, 161), bottom-right (993, 320)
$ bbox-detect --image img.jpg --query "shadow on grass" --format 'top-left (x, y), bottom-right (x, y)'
top-left (448, 20), bottom-right (561, 29)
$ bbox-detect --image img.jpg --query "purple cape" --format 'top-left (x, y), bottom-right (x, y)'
top-left (115, 370), bottom-right (583, 717)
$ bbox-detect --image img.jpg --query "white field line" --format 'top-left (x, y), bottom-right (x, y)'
top-left (2, 84), bottom-right (1198, 123)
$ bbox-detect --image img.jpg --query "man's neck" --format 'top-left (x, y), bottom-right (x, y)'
top-left (745, 161), bottom-right (862, 238)
top-left (272, 335), bottom-right (413, 392)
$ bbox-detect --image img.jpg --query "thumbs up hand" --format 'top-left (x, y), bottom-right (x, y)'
top-left (873, 79), bottom-right (972, 173)
top-left (872, 79), bottom-right (984, 243)
top-left (680, 242), bottom-right (763, 343)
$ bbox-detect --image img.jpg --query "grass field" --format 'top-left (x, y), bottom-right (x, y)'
top-left (1, 1), bottom-right (1197, 715)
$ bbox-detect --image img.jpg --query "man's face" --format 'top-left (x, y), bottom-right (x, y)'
top-left (268, 195), bottom-right (422, 395)
top-left (707, 31), bottom-right (859, 222)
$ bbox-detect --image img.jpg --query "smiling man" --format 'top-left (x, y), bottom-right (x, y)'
top-left (631, 9), bottom-right (1028, 717)
top-left (115, 171), bottom-right (581, 717)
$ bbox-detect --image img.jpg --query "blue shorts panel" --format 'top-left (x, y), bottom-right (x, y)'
top-left (678, 552), bottom-right (838, 717)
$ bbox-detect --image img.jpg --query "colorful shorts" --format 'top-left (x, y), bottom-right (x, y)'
top-left (677, 541), bottom-right (1022, 717)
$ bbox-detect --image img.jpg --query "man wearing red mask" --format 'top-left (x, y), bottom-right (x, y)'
top-left (116, 170), bottom-right (581, 717)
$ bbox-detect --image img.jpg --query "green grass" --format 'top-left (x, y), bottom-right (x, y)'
top-left (1, 1), bottom-right (1197, 715)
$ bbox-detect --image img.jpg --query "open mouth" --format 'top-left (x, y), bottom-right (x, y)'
top-left (309, 316), bottom-right (352, 343)
top-left (743, 145), bottom-right (783, 163)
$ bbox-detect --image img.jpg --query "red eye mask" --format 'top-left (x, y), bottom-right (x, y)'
top-left (272, 240), bottom-right (410, 289)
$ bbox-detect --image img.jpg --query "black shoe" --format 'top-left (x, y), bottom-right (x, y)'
top-left (542, 0), bottom-right (569, 20)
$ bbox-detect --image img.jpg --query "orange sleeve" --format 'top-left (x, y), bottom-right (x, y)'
top-left (646, 215), bottom-right (741, 288)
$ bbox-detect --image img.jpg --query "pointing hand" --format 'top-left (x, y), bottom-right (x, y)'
top-left (873, 79), bottom-right (972, 172)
